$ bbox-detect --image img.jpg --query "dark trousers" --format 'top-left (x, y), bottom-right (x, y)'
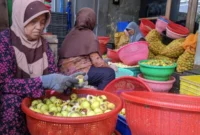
top-left (87, 66), bottom-right (115, 90)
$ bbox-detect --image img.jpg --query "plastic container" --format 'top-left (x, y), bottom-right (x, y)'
top-left (118, 41), bottom-right (149, 66)
top-left (138, 60), bottom-right (177, 81)
top-left (166, 27), bottom-right (187, 39)
top-left (117, 22), bottom-right (129, 32)
top-left (156, 17), bottom-right (169, 34)
top-left (98, 36), bottom-right (110, 54)
top-left (123, 66), bottom-right (141, 77)
top-left (121, 91), bottom-right (200, 135)
top-left (107, 49), bottom-right (121, 63)
top-left (167, 22), bottom-right (190, 35)
top-left (140, 19), bottom-right (155, 36)
top-left (137, 74), bottom-right (176, 92)
top-left (21, 89), bottom-right (123, 135)
top-left (104, 76), bottom-right (152, 97)
top-left (116, 115), bottom-right (131, 135)
top-left (115, 68), bottom-right (133, 78)
top-left (180, 75), bottom-right (200, 96)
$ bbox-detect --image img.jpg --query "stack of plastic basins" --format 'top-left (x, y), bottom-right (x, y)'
top-left (46, 12), bottom-right (68, 48)
top-left (180, 75), bottom-right (200, 96)
top-left (104, 76), bottom-right (152, 135)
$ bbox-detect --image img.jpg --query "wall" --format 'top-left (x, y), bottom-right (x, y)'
top-left (106, 0), bottom-right (141, 42)
top-left (0, 0), bottom-right (9, 32)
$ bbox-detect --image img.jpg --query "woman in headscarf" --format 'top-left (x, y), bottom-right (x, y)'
top-left (124, 22), bottom-right (146, 42)
top-left (0, 0), bottom-right (85, 134)
top-left (58, 8), bottom-right (116, 90)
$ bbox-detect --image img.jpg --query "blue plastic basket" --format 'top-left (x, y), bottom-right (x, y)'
top-left (123, 67), bottom-right (141, 77)
top-left (116, 115), bottom-right (131, 135)
top-left (115, 68), bottom-right (133, 78)
top-left (117, 22), bottom-right (129, 32)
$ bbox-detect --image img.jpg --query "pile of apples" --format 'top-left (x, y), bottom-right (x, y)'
top-left (29, 93), bottom-right (116, 117)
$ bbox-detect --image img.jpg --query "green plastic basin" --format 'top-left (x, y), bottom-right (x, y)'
top-left (138, 60), bottom-right (177, 81)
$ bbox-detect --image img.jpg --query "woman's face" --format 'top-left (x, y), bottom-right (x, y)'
top-left (24, 14), bottom-right (46, 41)
top-left (126, 29), bottom-right (135, 36)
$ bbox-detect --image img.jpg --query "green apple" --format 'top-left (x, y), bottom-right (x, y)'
top-left (50, 96), bottom-right (57, 103)
top-left (40, 104), bottom-right (49, 112)
top-left (33, 109), bottom-right (42, 113)
top-left (87, 111), bottom-right (96, 116)
top-left (36, 103), bottom-right (44, 109)
top-left (100, 104), bottom-right (107, 111)
top-left (91, 101), bottom-right (100, 110)
top-left (49, 106), bottom-right (58, 113)
top-left (94, 108), bottom-right (103, 114)
top-left (100, 95), bottom-right (107, 101)
top-left (57, 106), bottom-right (62, 112)
top-left (70, 112), bottom-right (81, 117)
top-left (107, 103), bottom-right (115, 110)
top-left (43, 111), bottom-right (50, 115)
top-left (70, 93), bottom-right (78, 100)
top-left (81, 101), bottom-right (91, 109)
top-left (104, 109), bottom-right (112, 113)
top-left (61, 111), bottom-right (68, 117)
top-left (31, 100), bottom-right (39, 106)
top-left (56, 113), bottom-right (63, 117)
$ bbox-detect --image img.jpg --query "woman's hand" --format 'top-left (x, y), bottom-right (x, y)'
top-left (40, 73), bottom-right (79, 93)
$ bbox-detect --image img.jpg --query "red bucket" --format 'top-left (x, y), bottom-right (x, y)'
top-left (140, 19), bottom-right (155, 36)
top-left (98, 36), bottom-right (110, 54)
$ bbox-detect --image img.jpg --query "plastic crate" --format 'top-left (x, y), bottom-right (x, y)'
top-left (116, 115), bottom-right (131, 135)
top-left (180, 75), bottom-right (200, 96)
top-left (47, 24), bottom-right (68, 37)
top-left (50, 12), bottom-right (67, 25)
top-left (58, 37), bottom-right (65, 48)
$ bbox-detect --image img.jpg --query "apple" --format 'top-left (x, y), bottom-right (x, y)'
top-left (107, 103), bottom-right (115, 110)
top-left (87, 111), bottom-right (96, 116)
top-left (81, 101), bottom-right (91, 109)
top-left (43, 111), bottom-right (50, 115)
top-left (70, 93), bottom-right (78, 100)
top-left (100, 104), bottom-right (107, 111)
top-left (91, 101), bottom-right (100, 110)
top-left (61, 111), bottom-right (68, 117)
top-left (36, 103), bottom-right (44, 109)
top-left (70, 112), bottom-right (81, 117)
top-left (100, 95), bottom-right (107, 101)
top-left (31, 100), bottom-right (39, 106)
top-left (49, 106), bottom-right (58, 113)
top-left (104, 109), bottom-right (112, 113)
top-left (50, 96), bottom-right (57, 103)
top-left (56, 113), bottom-right (63, 117)
top-left (40, 104), bottom-right (49, 112)
top-left (57, 106), bottom-right (62, 112)
top-left (94, 108), bottom-right (103, 114)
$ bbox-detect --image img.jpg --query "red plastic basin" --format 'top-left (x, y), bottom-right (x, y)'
top-left (122, 91), bottom-right (200, 135)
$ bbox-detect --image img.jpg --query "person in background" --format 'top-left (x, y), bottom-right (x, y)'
top-left (124, 22), bottom-right (146, 42)
top-left (58, 8), bottom-right (116, 90)
top-left (0, 0), bottom-right (85, 134)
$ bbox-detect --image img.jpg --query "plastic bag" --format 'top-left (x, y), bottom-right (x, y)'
top-left (160, 38), bottom-right (185, 58)
top-left (145, 30), bottom-right (165, 55)
top-left (148, 50), bottom-right (155, 59)
top-left (154, 55), bottom-right (176, 63)
top-left (114, 32), bottom-right (129, 49)
top-left (176, 50), bottom-right (195, 72)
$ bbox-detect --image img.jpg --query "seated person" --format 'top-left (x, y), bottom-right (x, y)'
top-left (124, 22), bottom-right (146, 42)
top-left (58, 8), bottom-right (116, 90)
